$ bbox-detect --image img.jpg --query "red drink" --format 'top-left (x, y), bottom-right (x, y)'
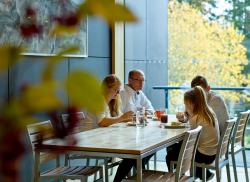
top-left (155, 110), bottom-right (165, 119)
top-left (160, 114), bottom-right (168, 123)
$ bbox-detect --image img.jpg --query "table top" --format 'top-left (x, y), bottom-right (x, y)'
top-left (36, 115), bottom-right (188, 155)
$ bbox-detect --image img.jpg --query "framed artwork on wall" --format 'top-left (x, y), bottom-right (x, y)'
top-left (0, 0), bottom-right (88, 57)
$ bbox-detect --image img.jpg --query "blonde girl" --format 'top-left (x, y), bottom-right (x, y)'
top-left (184, 86), bottom-right (219, 180)
top-left (98, 74), bottom-right (133, 127)
top-left (166, 86), bottom-right (219, 181)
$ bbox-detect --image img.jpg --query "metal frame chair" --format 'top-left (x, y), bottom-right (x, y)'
top-left (195, 118), bottom-right (237, 182)
top-left (230, 110), bottom-right (250, 182)
top-left (125, 126), bottom-right (202, 182)
top-left (27, 120), bottom-right (103, 182)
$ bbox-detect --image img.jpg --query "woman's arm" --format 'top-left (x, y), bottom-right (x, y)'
top-left (98, 111), bottom-right (134, 127)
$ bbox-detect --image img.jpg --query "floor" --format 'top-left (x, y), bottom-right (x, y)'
top-left (67, 160), bottom-right (249, 182)
top-left (66, 149), bottom-right (250, 181)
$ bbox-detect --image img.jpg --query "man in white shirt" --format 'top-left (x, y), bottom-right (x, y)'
top-left (120, 69), bottom-right (154, 113)
top-left (114, 70), bottom-right (154, 182)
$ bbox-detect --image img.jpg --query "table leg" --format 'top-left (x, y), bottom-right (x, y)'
top-left (34, 151), bottom-right (40, 182)
top-left (136, 158), bottom-right (142, 182)
top-left (104, 158), bottom-right (109, 182)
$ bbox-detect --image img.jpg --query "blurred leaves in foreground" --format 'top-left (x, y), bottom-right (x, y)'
top-left (0, 0), bottom-right (137, 181)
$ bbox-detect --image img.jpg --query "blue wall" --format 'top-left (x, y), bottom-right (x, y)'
top-left (1, 17), bottom-right (111, 182)
top-left (1, 2), bottom-right (169, 180)
top-left (124, 0), bottom-right (168, 109)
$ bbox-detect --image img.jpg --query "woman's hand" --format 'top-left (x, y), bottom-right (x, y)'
top-left (120, 111), bottom-right (134, 122)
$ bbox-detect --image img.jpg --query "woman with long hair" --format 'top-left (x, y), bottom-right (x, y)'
top-left (166, 86), bottom-right (219, 181)
top-left (98, 74), bottom-right (133, 127)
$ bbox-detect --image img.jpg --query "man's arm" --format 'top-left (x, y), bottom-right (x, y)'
top-left (140, 92), bottom-right (154, 111)
top-left (120, 89), bottom-right (137, 112)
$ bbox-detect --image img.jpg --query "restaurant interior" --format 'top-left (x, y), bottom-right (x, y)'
top-left (0, 0), bottom-right (249, 182)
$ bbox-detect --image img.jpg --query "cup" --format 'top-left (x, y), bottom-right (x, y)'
top-left (160, 114), bottom-right (168, 123)
top-left (136, 111), bottom-right (146, 127)
top-left (155, 109), bottom-right (166, 120)
top-left (175, 105), bottom-right (185, 122)
top-left (132, 114), bottom-right (137, 124)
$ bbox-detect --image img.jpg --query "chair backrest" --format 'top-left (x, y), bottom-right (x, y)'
top-left (216, 118), bottom-right (236, 160)
top-left (61, 111), bottom-right (93, 133)
top-left (27, 120), bottom-right (56, 163)
top-left (232, 110), bottom-right (250, 148)
top-left (175, 126), bottom-right (202, 181)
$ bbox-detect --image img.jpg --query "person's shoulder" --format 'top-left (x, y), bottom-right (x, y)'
top-left (123, 85), bottom-right (133, 92)
top-left (120, 85), bottom-right (133, 97)
top-left (209, 91), bottom-right (224, 101)
top-left (138, 90), bottom-right (148, 98)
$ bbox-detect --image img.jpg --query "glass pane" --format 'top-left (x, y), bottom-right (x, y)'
top-left (168, 0), bottom-right (250, 148)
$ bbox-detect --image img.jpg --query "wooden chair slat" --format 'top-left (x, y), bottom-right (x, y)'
top-left (27, 120), bottom-right (103, 181)
top-left (126, 126), bottom-right (202, 182)
top-left (195, 118), bottom-right (237, 181)
top-left (230, 110), bottom-right (250, 182)
top-left (41, 166), bottom-right (102, 177)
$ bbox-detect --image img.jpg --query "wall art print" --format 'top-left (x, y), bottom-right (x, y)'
top-left (0, 0), bottom-right (88, 57)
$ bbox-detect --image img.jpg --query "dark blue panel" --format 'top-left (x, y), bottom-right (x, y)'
top-left (9, 56), bottom-right (68, 103)
top-left (145, 60), bottom-right (168, 109)
top-left (9, 57), bottom-right (45, 96)
top-left (0, 71), bottom-right (8, 108)
top-left (125, 59), bottom-right (168, 109)
top-left (146, 0), bottom-right (168, 60)
top-left (125, 0), bottom-right (147, 60)
top-left (124, 60), bottom-right (146, 81)
top-left (125, 0), bottom-right (169, 109)
top-left (88, 17), bottom-right (110, 58)
top-left (69, 57), bottom-right (110, 80)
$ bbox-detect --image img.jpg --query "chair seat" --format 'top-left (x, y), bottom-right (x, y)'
top-left (68, 154), bottom-right (113, 161)
top-left (41, 166), bottom-right (102, 178)
top-left (195, 157), bottom-right (229, 170)
top-left (125, 170), bottom-right (193, 182)
top-left (67, 154), bottom-right (121, 169)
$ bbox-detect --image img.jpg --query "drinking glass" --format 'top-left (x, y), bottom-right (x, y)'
top-left (136, 110), bottom-right (146, 127)
top-left (176, 105), bottom-right (185, 121)
top-left (160, 114), bottom-right (168, 123)
top-left (155, 108), bottom-right (166, 120)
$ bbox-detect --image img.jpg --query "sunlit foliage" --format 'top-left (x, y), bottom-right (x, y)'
top-left (168, 1), bottom-right (250, 111)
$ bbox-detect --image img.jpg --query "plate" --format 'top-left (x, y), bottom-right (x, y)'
top-left (127, 122), bottom-right (136, 126)
top-left (152, 116), bottom-right (159, 121)
top-left (146, 115), bottom-right (153, 119)
top-left (164, 124), bottom-right (187, 129)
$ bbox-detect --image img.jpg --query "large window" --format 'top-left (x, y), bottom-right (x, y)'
top-left (168, 0), bottom-right (250, 148)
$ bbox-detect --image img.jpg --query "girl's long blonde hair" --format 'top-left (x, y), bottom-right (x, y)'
top-left (102, 74), bottom-right (121, 117)
top-left (184, 86), bottom-right (216, 127)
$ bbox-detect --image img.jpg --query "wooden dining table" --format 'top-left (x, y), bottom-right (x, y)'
top-left (34, 116), bottom-right (188, 182)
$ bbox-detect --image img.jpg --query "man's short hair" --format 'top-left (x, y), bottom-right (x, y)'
top-left (191, 75), bottom-right (209, 88)
top-left (128, 70), bottom-right (144, 79)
